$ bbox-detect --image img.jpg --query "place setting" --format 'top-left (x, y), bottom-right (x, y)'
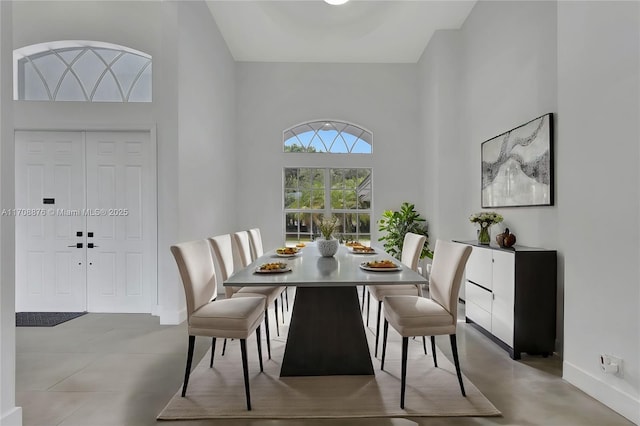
top-left (359, 259), bottom-right (402, 272)
top-left (254, 261), bottom-right (292, 274)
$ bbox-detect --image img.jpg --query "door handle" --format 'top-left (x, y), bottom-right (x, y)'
top-left (68, 243), bottom-right (83, 248)
top-left (87, 243), bottom-right (99, 248)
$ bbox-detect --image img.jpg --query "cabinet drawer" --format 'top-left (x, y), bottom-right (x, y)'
top-left (465, 300), bottom-right (492, 332)
top-left (465, 281), bottom-right (492, 312)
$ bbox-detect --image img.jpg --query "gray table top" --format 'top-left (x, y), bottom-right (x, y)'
top-left (224, 242), bottom-right (428, 287)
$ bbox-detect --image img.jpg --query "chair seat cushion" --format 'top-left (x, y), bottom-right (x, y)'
top-left (237, 286), bottom-right (284, 304)
top-left (383, 295), bottom-right (455, 337)
top-left (189, 296), bottom-right (265, 339)
top-left (368, 284), bottom-right (419, 301)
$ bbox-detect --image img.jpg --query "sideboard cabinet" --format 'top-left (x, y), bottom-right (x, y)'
top-left (455, 241), bottom-right (557, 359)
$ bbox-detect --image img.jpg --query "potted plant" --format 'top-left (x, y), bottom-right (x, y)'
top-left (378, 202), bottom-right (433, 260)
top-left (316, 216), bottom-right (340, 257)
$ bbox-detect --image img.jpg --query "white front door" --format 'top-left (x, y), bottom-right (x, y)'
top-left (85, 131), bottom-right (156, 312)
top-left (15, 130), bottom-right (157, 313)
top-left (15, 131), bottom-right (87, 312)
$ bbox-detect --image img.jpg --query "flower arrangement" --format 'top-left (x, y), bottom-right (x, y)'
top-left (316, 216), bottom-right (339, 240)
top-left (469, 211), bottom-right (503, 244)
top-left (469, 211), bottom-right (504, 227)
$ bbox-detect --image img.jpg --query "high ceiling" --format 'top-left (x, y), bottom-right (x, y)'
top-left (205, 1), bottom-right (476, 63)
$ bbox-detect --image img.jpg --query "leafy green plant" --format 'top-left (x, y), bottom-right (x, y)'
top-left (378, 202), bottom-right (433, 260)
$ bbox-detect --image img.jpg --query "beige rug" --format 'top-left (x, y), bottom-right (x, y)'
top-left (158, 335), bottom-right (501, 420)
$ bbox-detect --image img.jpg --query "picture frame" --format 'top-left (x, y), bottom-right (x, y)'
top-left (481, 113), bottom-right (554, 208)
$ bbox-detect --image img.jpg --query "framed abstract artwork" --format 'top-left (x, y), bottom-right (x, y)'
top-left (481, 113), bottom-right (554, 208)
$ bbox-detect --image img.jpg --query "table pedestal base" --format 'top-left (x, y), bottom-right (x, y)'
top-left (280, 286), bottom-right (374, 376)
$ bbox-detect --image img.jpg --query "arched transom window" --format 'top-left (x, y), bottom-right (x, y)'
top-left (284, 120), bottom-right (372, 153)
top-left (14, 41), bottom-right (152, 102)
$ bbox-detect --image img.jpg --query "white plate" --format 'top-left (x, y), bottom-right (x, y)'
top-left (359, 261), bottom-right (401, 272)
top-left (255, 265), bottom-right (292, 274)
top-left (349, 247), bottom-right (377, 255)
top-left (275, 252), bottom-right (300, 258)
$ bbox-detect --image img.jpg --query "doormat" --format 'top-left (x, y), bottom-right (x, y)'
top-left (16, 312), bottom-right (87, 327)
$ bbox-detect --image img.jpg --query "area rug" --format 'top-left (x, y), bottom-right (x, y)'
top-left (157, 337), bottom-right (501, 420)
top-left (16, 312), bottom-right (87, 327)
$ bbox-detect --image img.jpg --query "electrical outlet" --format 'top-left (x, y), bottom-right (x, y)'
top-left (600, 354), bottom-right (623, 376)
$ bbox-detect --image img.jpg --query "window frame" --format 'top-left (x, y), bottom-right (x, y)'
top-left (283, 167), bottom-right (373, 244)
top-left (283, 120), bottom-right (373, 154)
top-left (13, 40), bottom-right (152, 102)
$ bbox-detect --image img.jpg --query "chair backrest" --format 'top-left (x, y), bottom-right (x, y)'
top-left (428, 240), bottom-right (472, 322)
top-left (248, 228), bottom-right (264, 260)
top-left (233, 231), bottom-right (253, 268)
top-left (400, 232), bottom-right (426, 271)
top-left (170, 239), bottom-right (218, 321)
top-left (208, 234), bottom-right (239, 299)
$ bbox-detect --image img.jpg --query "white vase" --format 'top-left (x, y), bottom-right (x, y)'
top-left (317, 237), bottom-right (339, 257)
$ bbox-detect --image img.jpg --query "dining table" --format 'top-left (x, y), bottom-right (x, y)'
top-left (224, 242), bottom-right (428, 377)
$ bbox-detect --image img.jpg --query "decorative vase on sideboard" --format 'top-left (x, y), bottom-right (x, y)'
top-left (477, 225), bottom-right (491, 245)
top-left (317, 237), bottom-right (339, 257)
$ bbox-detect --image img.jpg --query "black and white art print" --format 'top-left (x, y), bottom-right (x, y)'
top-left (481, 113), bottom-right (553, 208)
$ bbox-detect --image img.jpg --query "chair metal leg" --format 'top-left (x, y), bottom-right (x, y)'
top-left (431, 336), bottom-right (438, 367)
top-left (374, 300), bottom-right (382, 357)
top-left (181, 335), bottom-right (196, 397)
top-left (210, 337), bottom-right (217, 368)
top-left (264, 311), bottom-right (272, 359)
top-left (400, 336), bottom-right (408, 409)
top-left (240, 339), bottom-right (252, 410)
top-left (256, 325), bottom-right (264, 372)
top-left (221, 338), bottom-right (227, 356)
top-left (450, 334), bottom-right (466, 397)
top-left (422, 336), bottom-right (428, 355)
top-left (274, 299), bottom-right (280, 337)
top-left (361, 286), bottom-right (366, 312)
top-left (381, 318), bottom-right (389, 370)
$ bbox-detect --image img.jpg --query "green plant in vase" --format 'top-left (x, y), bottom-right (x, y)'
top-left (469, 211), bottom-right (503, 245)
top-left (315, 216), bottom-right (340, 257)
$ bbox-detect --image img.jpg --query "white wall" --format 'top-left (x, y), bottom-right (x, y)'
top-left (235, 62), bottom-right (422, 251)
top-left (418, 1), bottom-right (639, 422)
top-left (557, 2), bottom-right (639, 422)
top-left (0, 2), bottom-right (21, 424)
top-left (177, 1), bottom-right (237, 242)
top-left (417, 29), bottom-right (462, 244)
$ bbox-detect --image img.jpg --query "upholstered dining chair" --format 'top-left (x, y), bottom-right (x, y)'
top-left (248, 227), bottom-right (290, 313)
top-left (209, 233), bottom-right (278, 359)
top-left (233, 231), bottom-right (285, 337)
top-left (380, 239), bottom-right (472, 408)
top-left (170, 239), bottom-right (265, 410)
top-left (366, 232), bottom-right (426, 357)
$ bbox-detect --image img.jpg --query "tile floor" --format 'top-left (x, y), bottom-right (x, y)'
top-left (16, 290), bottom-right (634, 426)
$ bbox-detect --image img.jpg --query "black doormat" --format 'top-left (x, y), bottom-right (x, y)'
top-left (16, 312), bottom-right (87, 327)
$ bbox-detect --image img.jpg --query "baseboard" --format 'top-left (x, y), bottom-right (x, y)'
top-left (1, 406), bottom-right (23, 426)
top-left (563, 360), bottom-right (640, 424)
top-left (157, 306), bottom-right (186, 325)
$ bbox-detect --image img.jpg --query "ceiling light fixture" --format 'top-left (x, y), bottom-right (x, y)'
top-left (324, 0), bottom-right (350, 5)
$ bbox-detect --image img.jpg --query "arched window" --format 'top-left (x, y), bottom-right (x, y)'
top-left (284, 120), bottom-right (372, 154)
top-left (14, 41), bottom-right (152, 102)
top-left (283, 120), bottom-right (373, 244)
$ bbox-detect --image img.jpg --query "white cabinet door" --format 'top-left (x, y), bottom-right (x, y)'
top-left (491, 250), bottom-right (515, 346)
top-left (466, 246), bottom-right (493, 289)
top-left (15, 131), bottom-right (87, 312)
